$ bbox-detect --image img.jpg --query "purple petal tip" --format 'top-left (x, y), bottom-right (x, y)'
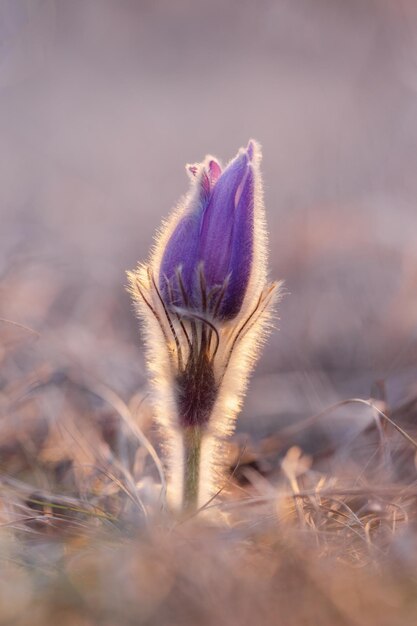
top-left (246, 140), bottom-right (255, 161)
top-left (208, 159), bottom-right (222, 185)
top-left (187, 164), bottom-right (198, 177)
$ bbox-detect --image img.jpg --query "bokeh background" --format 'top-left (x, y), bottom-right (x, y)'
top-left (1, 0), bottom-right (417, 436)
top-left (2, 4), bottom-right (417, 624)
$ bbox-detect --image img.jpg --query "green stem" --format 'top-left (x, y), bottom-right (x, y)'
top-left (183, 426), bottom-right (203, 510)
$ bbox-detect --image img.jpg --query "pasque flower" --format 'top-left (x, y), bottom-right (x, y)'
top-left (159, 143), bottom-right (255, 320)
top-left (128, 141), bottom-right (280, 511)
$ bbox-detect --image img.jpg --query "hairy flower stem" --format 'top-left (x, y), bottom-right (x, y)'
top-left (182, 426), bottom-right (203, 510)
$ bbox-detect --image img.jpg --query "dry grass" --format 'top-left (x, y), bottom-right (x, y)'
top-left (1, 265), bottom-right (417, 626)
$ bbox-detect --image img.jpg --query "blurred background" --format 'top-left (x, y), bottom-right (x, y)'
top-left (1, 0), bottom-right (417, 436)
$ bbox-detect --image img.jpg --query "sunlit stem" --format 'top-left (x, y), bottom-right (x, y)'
top-left (182, 425), bottom-right (203, 510)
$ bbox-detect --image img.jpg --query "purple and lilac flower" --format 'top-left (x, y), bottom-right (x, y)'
top-left (128, 140), bottom-right (279, 510)
top-left (159, 141), bottom-right (256, 320)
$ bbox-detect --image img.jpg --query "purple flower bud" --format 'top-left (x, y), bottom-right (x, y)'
top-left (159, 142), bottom-right (257, 320)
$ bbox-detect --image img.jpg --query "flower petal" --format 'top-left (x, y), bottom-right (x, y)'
top-left (198, 151), bottom-right (249, 287)
top-left (159, 167), bottom-right (210, 305)
top-left (208, 159), bottom-right (222, 186)
top-left (219, 163), bottom-right (254, 319)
